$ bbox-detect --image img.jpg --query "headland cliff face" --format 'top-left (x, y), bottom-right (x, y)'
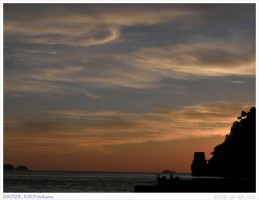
top-left (191, 107), bottom-right (256, 180)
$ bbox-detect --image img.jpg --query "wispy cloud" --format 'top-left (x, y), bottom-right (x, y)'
top-left (126, 40), bottom-right (255, 79)
top-left (4, 102), bottom-right (254, 152)
top-left (226, 80), bottom-right (244, 84)
top-left (4, 38), bottom-right (255, 95)
top-left (5, 4), bottom-right (198, 30)
top-left (4, 4), bottom-right (255, 94)
top-left (4, 4), bottom-right (198, 48)
top-left (3, 4), bottom-right (255, 172)
top-left (28, 26), bottom-right (120, 47)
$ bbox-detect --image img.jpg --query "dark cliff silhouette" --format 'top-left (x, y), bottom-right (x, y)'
top-left (191, 107), bottom-right (256, 181)
top-left (136, 107), bottom-right (256, 192)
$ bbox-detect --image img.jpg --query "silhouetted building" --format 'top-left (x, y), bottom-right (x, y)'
top-left (191, 152), bottom-right (207, 176)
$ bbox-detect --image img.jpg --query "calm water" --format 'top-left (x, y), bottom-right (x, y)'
top-left (4, 171), bottom-right (194, 192)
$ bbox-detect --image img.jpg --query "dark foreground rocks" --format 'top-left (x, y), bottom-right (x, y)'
top-left (135, 178), bottom-right (255, 192)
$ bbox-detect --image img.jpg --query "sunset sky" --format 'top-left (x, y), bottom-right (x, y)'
top-left (3, 3), bottom-right (255, 173)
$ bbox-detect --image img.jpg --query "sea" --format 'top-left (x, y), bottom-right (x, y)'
top-left (4, 171), bottom-right (195, 193)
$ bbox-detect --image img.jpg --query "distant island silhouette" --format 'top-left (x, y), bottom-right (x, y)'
top-left (4, 164), bottom-right (29, 171)
top-left (163, 170), bottom-right (176, 174)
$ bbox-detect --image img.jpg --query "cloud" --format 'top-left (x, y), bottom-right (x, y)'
top-left (4, 49), bottom-right (161, 93)
top-left (4, 4), bottom-right (198, 29)
top-left (5, 37), bottom-right (254, 95)
top-left (29, 26), bottom-right (120, 47)
top-left (4, 102), bottom-right (254, 152)
top-left (6, 4), bottom-right (254, 30)
top-left (4, 4), bottom-right (198, 48)
top-left (4, 4), bottom-right (255, 94)
top-left (126, 40), bottom-right (255, 79)
top-left (6, 23), bottom-right (120, 47)
top-left (227, 80), bottom-right (244, 84)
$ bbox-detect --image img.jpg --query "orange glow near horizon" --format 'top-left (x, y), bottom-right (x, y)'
top-left (4, 134), bottom-right (224, 173)
top-left (4, 4), bottom-right (255, 174)
top-left (4, 103), bottom-right (254, 173)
